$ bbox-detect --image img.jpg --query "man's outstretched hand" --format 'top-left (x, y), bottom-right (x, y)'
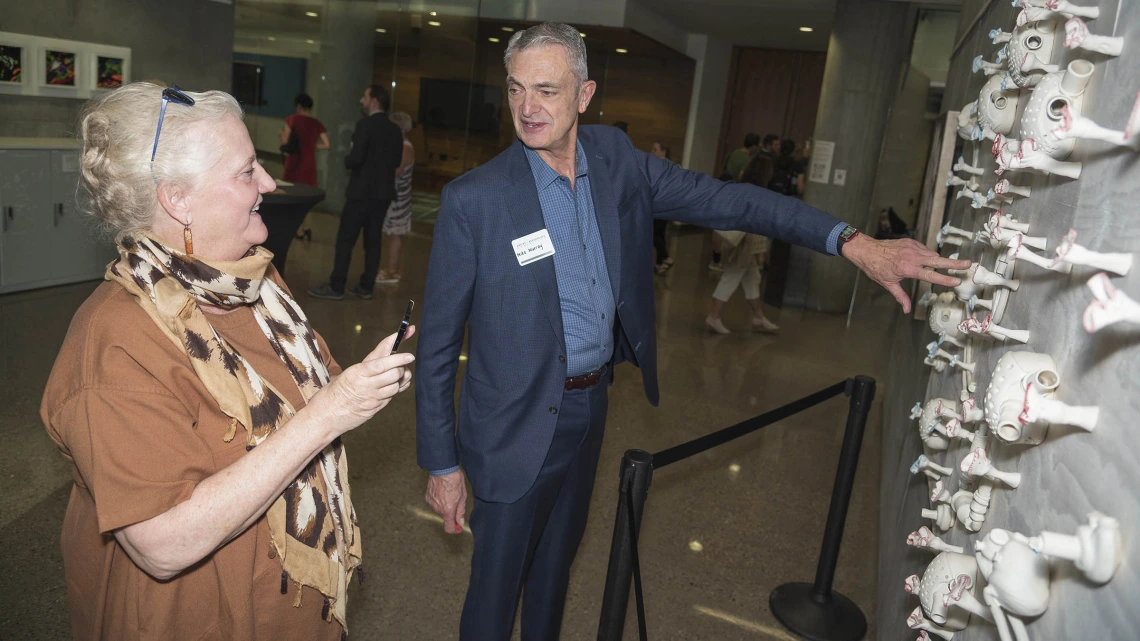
top-left (841, 234), bottom-right (971, 313)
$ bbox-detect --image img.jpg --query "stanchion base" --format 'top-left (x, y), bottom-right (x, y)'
top-left (769, 582), bottom-right (867, 641)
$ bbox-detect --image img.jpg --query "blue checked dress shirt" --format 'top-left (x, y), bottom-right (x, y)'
top-left (430, 140), bottom-right (617, 478)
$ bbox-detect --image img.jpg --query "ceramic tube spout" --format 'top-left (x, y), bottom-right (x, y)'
top-left (940, 417), bottom-right (976, 441)
top-left (925, 357), bottom-right (949, 373)
top-left (994, 179), bottom-right (1031, 198)
top-left (951, 587), bottom-right (996, 622)
top-left (942, 223), bottom-right (975, 241)
top-left (954, 156), bottom-right (985, 175)
top-left (961, 447), bottom-right (1021, 488)
top-left (973, 55), bottom-right (1004, 75)
top-left (989, 212), bottom-right (1030, 232)
top-left (1028, 396), bottom-right (1100, 431)
top-left (1046, 0), bottom-right (1100, 19)
top-left (931, 479), bottom-right (953, 503)
top-left (1083, 272), bottom-right (1140, 332)
top-left (1051, 229), bottom-right (1134, 275)
top-left (990, 28), bottom-right (1013, 44)
top-left (1034, 512), bottom-right (1120, 583)
top-left (974, 263), bottom-right (1021, 290)
top-left (922, 505), bottom-right (955, 532)
top-left (908, 607), bottom-right (956, 641)
top-left (1017, 153), bottom-right (1083, 179)
top-left (911, 401), bottom-right (925, 420)
top-left (907, 526), bottom-right (966, 554)
top-left (949, 354), bottom-right (978, 372)
top-left (946, 174), bottom-right (979, 189)
top-left (912, 454), bottom-right (954, 478)
top-left (1064, 17), bottom-right (1123, 56)
top-left (1006, 235), bottom-right (1073, 272)
top-left (969, 295), bottom-right (994, 312)
top-left (987, 321), bottom-right (1031, 344)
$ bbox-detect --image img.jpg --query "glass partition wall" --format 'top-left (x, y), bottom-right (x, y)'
top-left (233, 1), bottom-right (696, 214)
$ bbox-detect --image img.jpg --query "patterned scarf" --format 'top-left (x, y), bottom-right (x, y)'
top-left (106, 234), bottom-right (359, 632)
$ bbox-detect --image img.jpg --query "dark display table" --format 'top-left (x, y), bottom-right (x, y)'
top-left (259, 183), bottom-right (325, 276)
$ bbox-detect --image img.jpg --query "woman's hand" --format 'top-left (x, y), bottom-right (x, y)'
top-left (307, 326), bottom-right (416, 438)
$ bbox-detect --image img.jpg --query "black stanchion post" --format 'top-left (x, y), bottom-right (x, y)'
top-left (769, 375), bottom-right (876, 641)
top-left (597, 450), bottom-right (654, 641)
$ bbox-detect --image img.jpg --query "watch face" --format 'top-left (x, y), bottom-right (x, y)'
top-left (840, 225), bottom-right (859, 242)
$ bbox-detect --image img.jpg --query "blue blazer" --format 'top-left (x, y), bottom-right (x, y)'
top-left (415, 125), bottom-right (843, 503)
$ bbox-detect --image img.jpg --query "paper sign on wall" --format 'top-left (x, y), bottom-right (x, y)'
top-left (808, 140), bottom-right (835, 184)
top-left (833, 169), bottom-right (847, 186)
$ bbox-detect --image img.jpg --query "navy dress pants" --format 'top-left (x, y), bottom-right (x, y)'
top-left (460, 379), bottom-right (609, 640)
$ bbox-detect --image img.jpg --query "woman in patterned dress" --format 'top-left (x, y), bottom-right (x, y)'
top-left (376, 112), bottom-right (415, 284)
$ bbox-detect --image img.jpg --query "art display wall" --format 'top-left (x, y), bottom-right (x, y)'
top-left (0, 31), bottom-right (130, 99)
top-left (878, 0), bottom-right (1139, 639)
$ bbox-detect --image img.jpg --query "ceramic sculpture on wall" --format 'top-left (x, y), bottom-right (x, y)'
top-left (977, 221), bottom-right (1048, 252)
top-left (938, 223), bottom-right (975, 249)
top-left (959, 312), bottom-right (1031, 344)
top-left (907, 606), bottom-right (956, 640)
top-left (957, 102), bottom-right (981, 140)
top-left (1050, 229), bottom-right (1134, 275)
top-left (974, 512), bottom-right (1120, 641)
top-left (928, 293), bottom-right (971, 345)
top-left (1005, 12), bottom-right (1061, 88)
top-left (953, 156), bottom-right (986, 176)
top-left (1083, 272), bottom-right (1140, 332)
top-left (908, 525), bottom-right (965, 554)
top-left (1054, 92), bottom-right (1140, 150)
top-left (960, 446), bottom-right (1021, 487)
top-left (1003, 232), bottom-right (1072, 273)
top-left (983, 350), bottom-right (1099, 445)
top-left (946, 173), bottom-right (980, 190)
top-left (905, 551), bottom-right (992, 631)
top-left (976, 73), bottom-right (1021, 139)
top-left (1063, 17), bottom-right (1123, 56)
top-left (912, 453), bottom-right (954, 480)
top-left (993, 178), bottom-right (1031, 198)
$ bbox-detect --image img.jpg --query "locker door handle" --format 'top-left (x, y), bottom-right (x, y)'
top-left (54, 203), bottom-right (64, 227)
top-left (2, 206), bottom-right (11, 233)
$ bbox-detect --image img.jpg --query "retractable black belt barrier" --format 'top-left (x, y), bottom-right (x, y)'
top-left (596, 375), bottom-right (876, 641)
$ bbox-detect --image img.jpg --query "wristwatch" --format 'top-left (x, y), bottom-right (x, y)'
top-left (838, 225), bottom-right (860, 252)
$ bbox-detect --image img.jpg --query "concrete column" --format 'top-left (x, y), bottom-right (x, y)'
top-left (681, 34), bottom-right (732, 174)
top-left (785, 0), bottom-right (915, 312)
top-left (315, 0), bottom-right (381, 214)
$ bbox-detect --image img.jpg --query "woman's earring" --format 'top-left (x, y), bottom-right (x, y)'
top-left (183, 223), bottom-right (194, 255)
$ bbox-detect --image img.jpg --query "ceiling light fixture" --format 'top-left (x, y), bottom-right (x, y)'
top-left (428, 20), bottom-right (441, 26)
top-left (502, 26), bottom-right (515, 32)
top-left (799, 26), bottom-right (813, 32)
top-left (579, 32), bottom-right (586, 37)
top-left (376, 28), bottom-right (386, 33)
top-left (306, 39), bottom-right (315, 44)
top-left (267, 36), bottom-right (276, 41)
top-left (615, 48), bottom-right (628, 53)
top-left (305, 11), bottom-right (318, 17)
top-left (488, 37), bottom-right (500, 43)
top-left (430, 11), bottom-right (437, 16)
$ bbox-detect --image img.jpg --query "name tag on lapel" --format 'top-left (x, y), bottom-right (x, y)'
top-left (512, 229), bottom-right (556, 266)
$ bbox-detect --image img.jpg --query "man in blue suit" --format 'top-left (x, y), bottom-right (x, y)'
top-left (416, 22), bottom-right (967, 640)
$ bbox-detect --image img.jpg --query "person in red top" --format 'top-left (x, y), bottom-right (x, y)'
top-left (279, 93), bottom-right (329, 238)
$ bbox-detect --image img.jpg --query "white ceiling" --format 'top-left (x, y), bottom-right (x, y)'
top-left (645, 0), bottom-right (838, 51)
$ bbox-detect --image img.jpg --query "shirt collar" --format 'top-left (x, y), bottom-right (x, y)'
top-left (524, 139), bottom-right (589, 190)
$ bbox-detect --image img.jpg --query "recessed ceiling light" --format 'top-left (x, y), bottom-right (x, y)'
top-left (306, 39), bottom-right (315, 44)
top-left (429, 11), bottom-right (437, 16)
top-left (267, 36), bottom-right (276, 41)
top-left (799, 26), bottom-right (813, 32)
top-left (376, 28), bottom-right (386, 33)
top-left (488, 37), bottom-right (500, 43)
top-left (305, 11), bottom-right (318, 17)
top-left (579, 32), bottom-right (586, 37)
top-left (391, 81), bottom-right (396, 88)
top-left (428, 20), bottom-right (441, 26)
top-left (501, 26), bottom-right (515, 32)
top-left (615, 48), bottom-right (628, 54)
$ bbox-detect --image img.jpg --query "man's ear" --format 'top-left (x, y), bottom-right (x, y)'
top-left (156, 180), bottom-right (191, 226)
top-left (577, 80), bottom-right (598, 114)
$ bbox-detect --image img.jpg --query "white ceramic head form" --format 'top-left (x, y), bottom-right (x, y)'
top-left (976, 73), bottom-right (1021, 136)
top-left (1017, 60), bottom-right (1094, 160)
top-left (983, 350), bottom-right (1099, 444)
top-left (910, 552), bottom-right (985, 629)
top-left (1005, 14), bottom-right (1061, 88)
top-left (1083, 272), bottom-right (1140, 333)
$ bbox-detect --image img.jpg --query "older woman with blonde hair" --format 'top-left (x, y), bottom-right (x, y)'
top-left (41, 82), bottom-right (414, 640)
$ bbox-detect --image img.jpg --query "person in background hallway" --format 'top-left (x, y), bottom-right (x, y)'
top-left (875, 206), bottom-right (911, 239)
top-left (42, 82), bottom-right (414, 640)
top-left (706, 153), bottom-right (780, 334)
top-left (612, 120), bottom-right (628, 134)
top-left (279, 93), bottom-right (329, 241)
top-left (721, 132), bottom-right (759, 182)
top-left (759, 133), bottom-right (780, 161)
top-left (416, 22), bottom-right (968, 641)
top-left (650, 141), bottom-right (674, 275)
top-left (769, 139), bottom-right (806, 198)
top-left (308, 84), bottom-right (403, 301)
top-left (376, 112), bottom-right (415, 284)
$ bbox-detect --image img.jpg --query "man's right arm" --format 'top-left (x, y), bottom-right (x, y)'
top-left (344, 119), bottom-right (369, 170)
top-left (415, 185), bottom-right (476, 473)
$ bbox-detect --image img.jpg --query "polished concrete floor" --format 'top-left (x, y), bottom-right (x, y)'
top-left (0, 213), bottom-right (894, 640)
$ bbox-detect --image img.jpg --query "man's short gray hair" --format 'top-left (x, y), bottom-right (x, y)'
top-left (503, 22), bottom-right (588, 87)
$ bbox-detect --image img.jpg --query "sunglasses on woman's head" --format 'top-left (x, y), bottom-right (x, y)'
top-left (150, 86), bottom-right (196, 162)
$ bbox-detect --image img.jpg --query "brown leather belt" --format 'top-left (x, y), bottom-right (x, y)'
top-left (565, 365), bottom-right (607, 391)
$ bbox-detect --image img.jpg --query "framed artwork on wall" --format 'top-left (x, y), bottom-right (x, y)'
top-left (88, 44), bottom-right (131, 92)
top-left (0, 44), bottom-right (22, 84)
top-left (43, 48), bottom-right (77, 86)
